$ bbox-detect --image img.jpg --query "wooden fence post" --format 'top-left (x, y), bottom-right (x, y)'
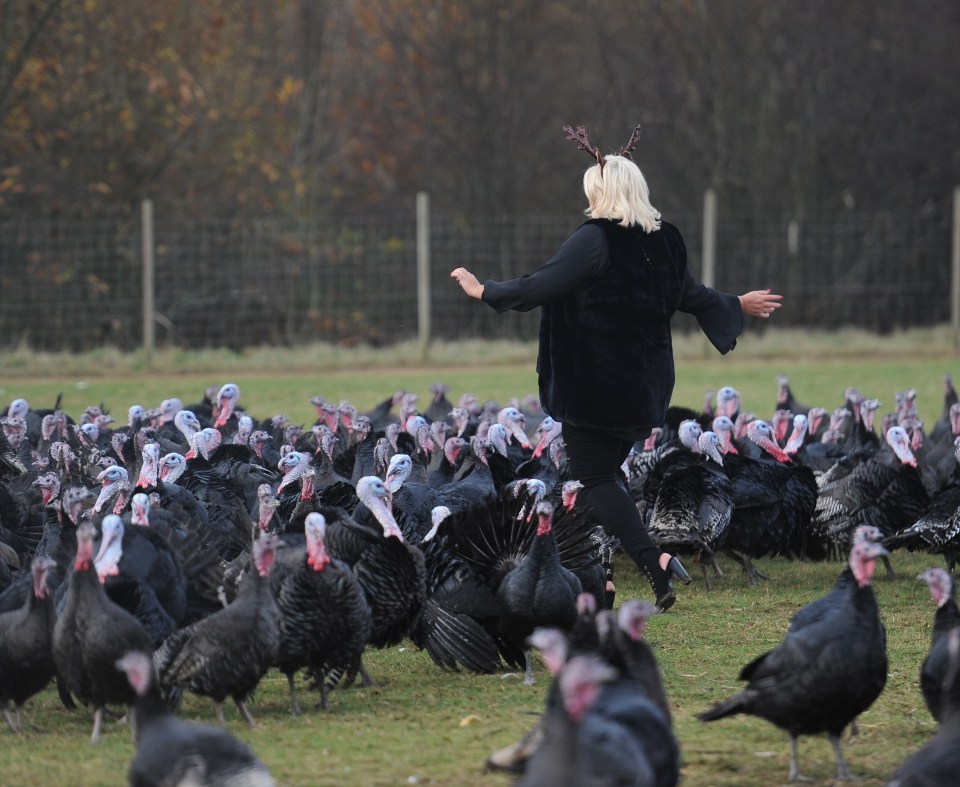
top-left (701, 188), bottom-right (717, 356)
top-left (952, 186), bottom-right (960, 350)
top-left (417, 191), bottom-right (431, 361)
top-left (702, 188), bottom-right (717, 289)
top-left (142, 199), bottom-right (155, 367)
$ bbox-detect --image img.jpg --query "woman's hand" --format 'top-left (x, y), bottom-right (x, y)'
top-left (450, 267), bottom-right (484, 300)
top-left (738, 289), bottom-right (783, 318)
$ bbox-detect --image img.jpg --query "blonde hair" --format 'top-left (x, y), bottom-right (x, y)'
top-left (583, 155), bottom-right (661, 232)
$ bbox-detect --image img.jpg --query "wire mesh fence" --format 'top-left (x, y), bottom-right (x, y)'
top-left (1, 194), bottom-right (955, 353)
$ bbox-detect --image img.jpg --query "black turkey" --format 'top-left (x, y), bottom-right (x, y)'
top-left (917, 567), bottom-right (960, 723)
top-left (52, 521), bottom-right (154, 743)
top-left (0, 556), bottom-right (58, 732)
top-left (886, 629), bottom-right (960, 787)
top-left (517, 649), bottom-right (679, 787)
top-left (632, 419), bottom-right (704, 523)
top-left (90, 513), bottom-right (187, 646)
top-left (116, 650), bottom-right (276, 787)
top-left (409, 505), bottom-right (512, 675)
top-left (496, 500), bottom-right (582, 685)
top-left (814, 425), bottom-right (930, 570)
top-left (323, 476), bottom-right (426, 687)
top-left (646, 430), bottom-right (734, 590)
top-left (698, 529), bottom-right (889, 781)
top-left (720, 420), bottom-right (819, 582)
top-left (885, 437), bottom-right (960, 571)
top-left (153, 534), bottom-right (282, 727)
top-left (269, 512), bottom-right (372, 712)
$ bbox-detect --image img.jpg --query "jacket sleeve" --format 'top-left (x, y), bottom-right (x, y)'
top-left (666, 223), bottom-right (742, 354)
top-left (480, 224), bottom-right (607, 313)
top-left (678, 269), bottom-right (743, 354)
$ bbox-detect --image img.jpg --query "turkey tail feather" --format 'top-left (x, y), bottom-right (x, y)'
top-left (698, 694), bottom-right (748, 722)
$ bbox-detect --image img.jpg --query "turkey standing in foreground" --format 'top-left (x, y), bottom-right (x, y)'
top-left (269, 512), bottom-right (372, 713)
top-left (491, 597), bottom-right (672, 778)
top-left (917, 567), bottom-right (960, 723)
top-left (698, 530), bottom-right (890, 782)
top-left (116, 651), bottom-right (276, 787)
top-left (516, 652), bottom-right (679, 787)
top-left (153, 534), bottom-right (282, 727)
top-left (52, 520), bottom-right (155, 743)
top-left (0, 556), bottom-right (58, 732)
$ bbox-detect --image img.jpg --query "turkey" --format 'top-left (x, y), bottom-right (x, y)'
top-left (491, 596), bottom-right (671, 776)
top-left (326, 476), bottom-right (427, 686)
top-left (211, 383), bottom-right (243, 434)
top-left (426, 435), bottom-right (469, 489)
top-left (116, 651), bottom-right (276, 787)
top-left (814, 424), bottom-right (930, 571)
top-left (923, 404), bottom-right (960, 493)
top-left (430, 476), bottom-right (612, 677)
top-left (424, 382), bottom-right (455, 426)
top-left (52, 520), bottom-right (155, 743)
top-left (153, 534), bottom-right (282, 727)
top-left (884, 437), bottom-right (960, 571)
top-left (496, 500), bottom-right (582, 685)
top-left (720, 420), bottom-right (820, 582)
top-left (90, 513), bottom-right (188, 646)
top-left (445, 438), bottom-right (503, 511)
top-left (785, 525), bottom-right (884, 639)
top-left (928, 373), bottom-right (959, 445)
top-left (517, 650), bottom-right (679, 787)
top-left (408, 505), bottom-right (512, 675)
top-left (917, 567), bottom-right (960, 723)
top-left (886, 629), bottom-right (960, 787)
top-left (775, 375), bottom-right (811, 416)
top-left (698, 529), bottom-right (889, 781)
top-left (382, 452), bottom-right (440, 540)
top-left (0, 556), bottom-right (58, 732)
top-left (179, 427), bottom-right (277, 517)
top-left (269, 512), bottom-right (372, 712)
top-left (133, 442), bottom-right (211, 531)
top-left (455, 427), bottom-right (517, 497)
top-left (547, 481), bottom-right (617, 608)
top-left (354, 390), bottom-right (405, 432)
top-left (781, 411), bottom-right (846, 472)
top-left (632, 419), bottom-right (704, 523)
top-left (646, 430), bottom-right (734, 590)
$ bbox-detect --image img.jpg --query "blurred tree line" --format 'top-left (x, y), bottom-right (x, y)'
top-left (2, 0), bottom-right (957, 222)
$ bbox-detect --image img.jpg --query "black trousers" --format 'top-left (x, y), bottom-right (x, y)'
top-left (561, 423), bottom-right (663, 576)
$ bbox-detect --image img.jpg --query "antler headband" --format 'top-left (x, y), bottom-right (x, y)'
top-left (562, 124), bottom-right (642, 174)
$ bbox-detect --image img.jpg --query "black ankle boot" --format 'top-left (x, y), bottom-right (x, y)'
top-left (639, 562), bottom-right (676, 612)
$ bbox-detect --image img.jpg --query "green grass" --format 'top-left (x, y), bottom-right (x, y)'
top-left (2, 328), bottom-right (958, 428)
top-left (1, 334), bottom-right (959, 785)
top-left (0, 553), bottom-right (945, 786)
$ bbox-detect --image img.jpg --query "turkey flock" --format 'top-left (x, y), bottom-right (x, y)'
top-left (1, 374), bottom-right (960, 785)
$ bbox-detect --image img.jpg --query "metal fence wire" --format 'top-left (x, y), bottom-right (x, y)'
top-left (0, 196), bottom-right (954, 353)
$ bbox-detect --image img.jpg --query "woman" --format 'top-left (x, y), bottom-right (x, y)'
top-left (450, 125), bottom-right (782, 610)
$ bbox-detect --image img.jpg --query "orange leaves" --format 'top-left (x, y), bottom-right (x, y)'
top-left (276, 77), bottom-right (303, 106)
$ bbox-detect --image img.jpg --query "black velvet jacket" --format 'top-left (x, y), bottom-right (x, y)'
top-left (482, 220), bottom-right (742, 436)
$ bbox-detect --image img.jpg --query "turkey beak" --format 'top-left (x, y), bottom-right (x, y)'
top-left (864, 542), bottom-right (890, 560)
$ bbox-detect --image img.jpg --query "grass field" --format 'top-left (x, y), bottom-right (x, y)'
top-left (0, 553), bottom-right (944, 786)
top-left (1, 329), bottom-right (958, 785)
